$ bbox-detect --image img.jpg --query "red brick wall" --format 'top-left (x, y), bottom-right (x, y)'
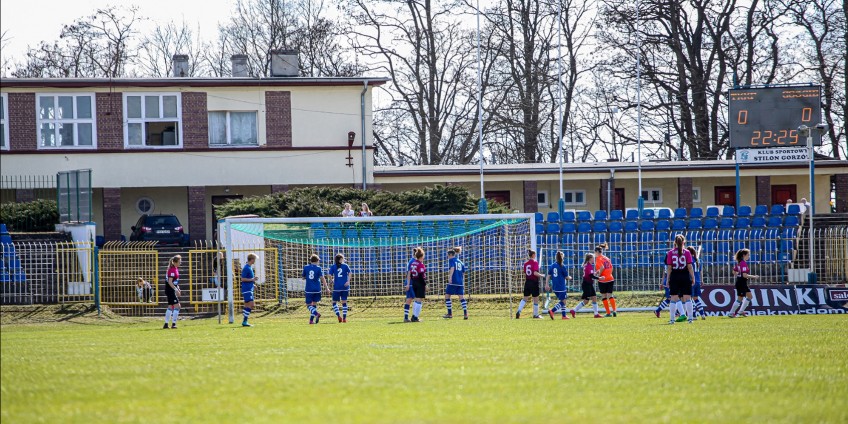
top-left (181, 92), bottom-right (208, 149)
top-left (677, 177), bottom-right (693, 210)
top-left (95, 92), bottom-right (124, 150)
top-left (265, 91), bottom-right (292, 147)
top-left (755, 176), bottom-right (771, 206)
top-left (523, 181), bottom-right (538, 213)
top-left (102, 188), bottom-right (122, 241)
top-left (187, 186), bottom-right (207, 241)
top-left (8, 93), bottom-right (36, 150)
top-left (271, 185), bottom-right (290, 193)
top-left (835, 174), bottom-right (848, 213)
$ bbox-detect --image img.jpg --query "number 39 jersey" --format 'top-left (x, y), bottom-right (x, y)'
top-left (665, 249), bottom-right (693, 271)
top-left (302, 264), bottom-right (323, 293)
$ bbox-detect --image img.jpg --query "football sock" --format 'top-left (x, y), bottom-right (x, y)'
top-left (602, 299), bottom-right (611, 314)
top-left (241, 307), bottom-right (250, 322)
top-left (517, 299), bottom-right (526, 313)
top-left (610, 297), bottom-right (617, 311)
top-left (333, 302), bottom-right (340, 317)
top-left (677, 301), bottom-right (686, 316)
top-left (460, 298), bottom-right (468, 314)
top-left (592, 301), bottom-right (598, 315)
top-left (669, 301), bottom-right (679, 320)
top-left (164, 308), bottom-right (172, 324)
top-left (695, 299), bottom-right (706, 316)
top-left (404, 303), bottom-right (410, 319)
top-left (413, 301), bottom-right (423, 317)
top-left (551, 301), bottom-right (562, 313)
top-left (574, 301), bottom-right (585, 311)
top-left (171, 308), bottom-right (180, 323)
top-left (445, 299), bottom-right (452, 315)
top-left (532, 303), bottom-right (539, 316)
top-left (685, 300), bottom-right (693, 319)
top-left (656, 298), bottom-right (669, 313)
top-left (308, 305), bottom-right (317, 316)
top-left (739, 299), bottom-right (750, 314)
top-left (729, 300), bottom-right (742, 315)
top-left (342, 304), bottom-right (348, 319)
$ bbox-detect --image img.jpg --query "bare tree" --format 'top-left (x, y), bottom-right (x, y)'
top-left (138, 21), bottom-right (207, 77)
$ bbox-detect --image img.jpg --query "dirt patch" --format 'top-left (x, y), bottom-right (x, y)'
top-left (0, 304), bottom-right (147, 326)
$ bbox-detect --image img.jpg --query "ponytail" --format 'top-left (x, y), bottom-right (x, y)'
top-left (334, 254), bottom-right (344, 266)
top-left (414, 249), bottom-right (425, 260)
top-left (528, 249), bottom-right (536, 258)
top-left (674, 234), bottom-right (685, 256)
top-left (594, 243), bottom-right (608, 254)
top-left (556, 251), bottom-right (564, 265)
top-left (169, 255), bottom-right (182, 267)
top-left (735, 248), bottom-right (750, 262)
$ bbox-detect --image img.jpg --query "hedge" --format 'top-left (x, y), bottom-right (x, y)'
top-left (0, 199), bottom-right (60, 232)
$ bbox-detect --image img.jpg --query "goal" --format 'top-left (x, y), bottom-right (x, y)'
top-left (218, 214), bottom-right (536, 323)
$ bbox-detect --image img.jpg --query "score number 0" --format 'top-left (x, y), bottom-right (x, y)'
top-left (737, 107), bottom-right (812, 146)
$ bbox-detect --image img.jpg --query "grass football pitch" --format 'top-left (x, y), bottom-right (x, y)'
top-left (1, 306), bottom-right (846, 423)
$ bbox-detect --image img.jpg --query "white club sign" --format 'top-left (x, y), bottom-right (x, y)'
top-left (736, 147), bottom-right (809, 164)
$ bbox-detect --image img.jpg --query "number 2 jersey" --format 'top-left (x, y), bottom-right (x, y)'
top-left (328, 263), bottom-right (352, 292)
top-left (302, 263), bottom-right (323, 293)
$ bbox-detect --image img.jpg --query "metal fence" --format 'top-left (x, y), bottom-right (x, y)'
top-left (2, 228), bottom-right (846, 313)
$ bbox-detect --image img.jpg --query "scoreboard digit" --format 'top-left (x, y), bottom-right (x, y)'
top-left (728, 86), bottom-right (822, 149)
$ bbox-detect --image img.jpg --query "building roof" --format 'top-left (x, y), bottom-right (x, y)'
top-left (0, 77), bottom-right (391, 89)
top-left (375, 159), bottom-right (848, 176)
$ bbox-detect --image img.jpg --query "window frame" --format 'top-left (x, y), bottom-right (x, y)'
top-left (123, 92), bottom-right (183, 149)
top-left (207, 110), bottom-right (259, 147)
top-left (0, 93), bottom-right (8, 151)
top-left (136, 197), bottom-right (155, 215)
top-left (641, 188), bottom-right (663, 204)
top-left (563, 190), bottom-right (587, 206)
top-left (692, 187), bottom-right (701, 203)
top-left (536, 190), bottom-right (549, 207)
top-left (35, 93), bottom-right (97, 149)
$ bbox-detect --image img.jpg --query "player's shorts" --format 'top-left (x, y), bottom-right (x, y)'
top-left (405, 285), bottom-right (415, 299)
top-left (166, 289), bottom-right (180, 305)
top-left (305, 292), bottom-right (322, 304)
top-left (412, 279), bottom-right (426, 299)
top-left (242, 290), bottom-right (255, 303)
top-left (446, 284), bottom-right (465, 296)
top-left (668, 271), bottom-right (691, 297)
top-left (332, 289), bottom-right (349, 302)
top-left (553, 290), bottom-right (568, 301)
top-left (598, 281), bottom-right (615, 294)
top-left (523, 278), bottom-right (540, 297)
top-left (691, 282), bottom-right (702, 298)
top-left (581, 279), bottom-right (597, 300)
top-left (735, 278), bottom-right (751, 295)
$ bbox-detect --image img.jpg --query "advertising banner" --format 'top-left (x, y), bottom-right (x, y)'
top-left (700, 285), bottom-right (848, 316)
top-left (736, 147), bottom-right (809, 164)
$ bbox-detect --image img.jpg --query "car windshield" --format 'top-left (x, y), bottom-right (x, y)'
top-left (145, 216), bottom-right (180, 227)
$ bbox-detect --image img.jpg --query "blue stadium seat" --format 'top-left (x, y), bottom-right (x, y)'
top-left (706, 206), bottom-right (720, 218)
top-left (640, 220), bottom-right (655, 232)
top-left (763, 228), bottom-right (780, 262)
top-left (722, 206), bottom-right (735, 217)
top-left (751, 216), bottom-right (766, 228)
top-left (625, 209), bottom-right (639, 220)
top-left (608, 232), bottom-right (622, 251)
top-left (562, 211), bottom-right (576, 223)
top-left (545, 223), bottom-right (561, 234)
top-left (656, 209), bottom-right (670, 220)
top-left (689, 208), bottom-right (703, 219)
top-left (737, 205), bottom-right (752, 217)
top-left (535, 212), bottom-right (544, 224)
top-left (577, 223), bottom-right (592, 252)
top-left (610, 210), bottom-right (624, 221)
top-left (687, 219), bottom-right (702, 230)
top-left (674, 208), bottom-right (687, 219)
top-left (373, 221), bottom-right (388, 228)
top-left (594, 210), bottom-right (608, 221)
top-left (593, 221), bottom-right (607, 232)
top-left (313, 229), bottom-right (327, 239)
top-left (577, 222), bottom-right (591, 233)
top-left (703, 218), bottom-right (718, 230)
top-left (577, 211), bottom-right (592, 222)
top-left (719, 217), bottom-right (734, 229)
top-left (593, 232), bottom-right (607, 245)
top-left (609, 221), bottom-right (623, 232)
top-left (656, 231), bottom-right (671, 245)
top-left (767, 216), bottom-right (783, 227)
top-left (784, 215), bottom-right (799, 228)
top-left (733, 229), bottom-right (748, 254)
top-left (562, 223), bottom-right (576, 233)
top-left (310, 222), bottom-right (325, 229)
top-left (656, 220), bottom-right (671, 231)
top-left (716, 229), bottom-right (733, 261)
top-left (624, 221), bottom-right (638, 233)
top-left (561, 232), bottom-right (575, 246)
top-left (535, 223), bottom-right (545, 235)
top-left (546, 212), bottom-right (560, 223)
top-left (753, 205), bottom-right (768, 216)
top-left (360, 229), bottom-right (375, 239)
top-left (641, 209), bottom-right (655, 220)
top-left (770, 204), bottom-right (785, 216)
top-left (786, 204), bottom-right (801, 215)
top-left (672, 219), bottom-right (686, 231)
top-left (735, 217), bottom-right (751, 228)
top-left (326, 222), bottom-right (342, 228)
top-left (747, 228), bottom-right (764, 263)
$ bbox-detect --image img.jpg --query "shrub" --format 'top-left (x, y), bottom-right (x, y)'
top-left (0, 199), bottom-right (60, 232)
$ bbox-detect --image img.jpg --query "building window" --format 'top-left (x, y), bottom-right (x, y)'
top-left (0, 93), bottom-right (7, 150)
top-left (692, 187), bottom-right (701, 203)
top-left (36, 93), bottom-right (96, 148)
top-left (124, 93), bottom-right (181, 148)
top-left (537, 190), bottom-right (548, 206)
top-left (208, 111), bottom-right (258, 146)
top-left (136, 197), bottom-right (155, 214)
top-left (564, 190), bottom-right (586, 206)
top-left (641, 188), bottom-right (663, 203)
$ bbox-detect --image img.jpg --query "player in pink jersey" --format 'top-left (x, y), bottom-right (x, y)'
top-left (728, 248), bottom-right (759, 318)
top-left (569, 253), bottom-right (602, 318)
top-left (665, 235), bottom-right (695, 324)
top-left (516, 250), bottom-right (545, 319)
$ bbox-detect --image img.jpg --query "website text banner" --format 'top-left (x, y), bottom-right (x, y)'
top-left (700, 285), bottom-right (848, 316)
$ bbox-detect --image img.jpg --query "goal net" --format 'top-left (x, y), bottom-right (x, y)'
top-left (219, 214), bottom-right (535, 322)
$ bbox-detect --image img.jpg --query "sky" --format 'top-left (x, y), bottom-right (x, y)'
top-left (1, 0), bottom-right (233, 69)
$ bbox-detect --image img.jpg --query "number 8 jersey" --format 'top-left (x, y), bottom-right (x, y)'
top-left (302, 263), bottom-right (323, 293)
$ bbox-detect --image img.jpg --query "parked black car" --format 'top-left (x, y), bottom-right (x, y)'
top-left (130, 214), bottom-right (185, 246)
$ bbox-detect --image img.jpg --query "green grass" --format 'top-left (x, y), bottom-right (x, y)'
top-left (2, 307), bottom-right (846, 424)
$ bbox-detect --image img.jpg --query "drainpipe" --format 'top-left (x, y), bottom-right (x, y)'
top-left (361, 80), bottom-right (369, 190)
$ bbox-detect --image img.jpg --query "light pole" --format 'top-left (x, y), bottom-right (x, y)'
top-left (475, 0), bottom-right (486, 214)
top-left (635, 0), bottom-right (644, 214)
top-left (799, 123), bottom-right (827, 284)
top-left (556, 0), bottom-right (565, 217)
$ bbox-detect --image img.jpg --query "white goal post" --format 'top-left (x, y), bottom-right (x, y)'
top-left (218, 214), bottom-right (537, 323)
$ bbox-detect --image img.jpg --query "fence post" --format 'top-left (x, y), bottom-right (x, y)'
top-left (93, 245), bottom-right (100, 316)
top-left (277, 245), bottom-right (287, 307)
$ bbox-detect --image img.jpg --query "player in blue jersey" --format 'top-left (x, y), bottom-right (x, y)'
top-left (240, 253), bottom-right (258, 327)
top-left (303, 254), bottom-right (329, 325)
top-left (443, 247), bottom-right (468, 320)
top-left (687, 246), bottom-right (706, 320)
top-left (545, 251), bottom-right (573, 320)
top-left (403, 247), bottom-right (422, 322)
top-left (328, 253), bottom-right (352, 323)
